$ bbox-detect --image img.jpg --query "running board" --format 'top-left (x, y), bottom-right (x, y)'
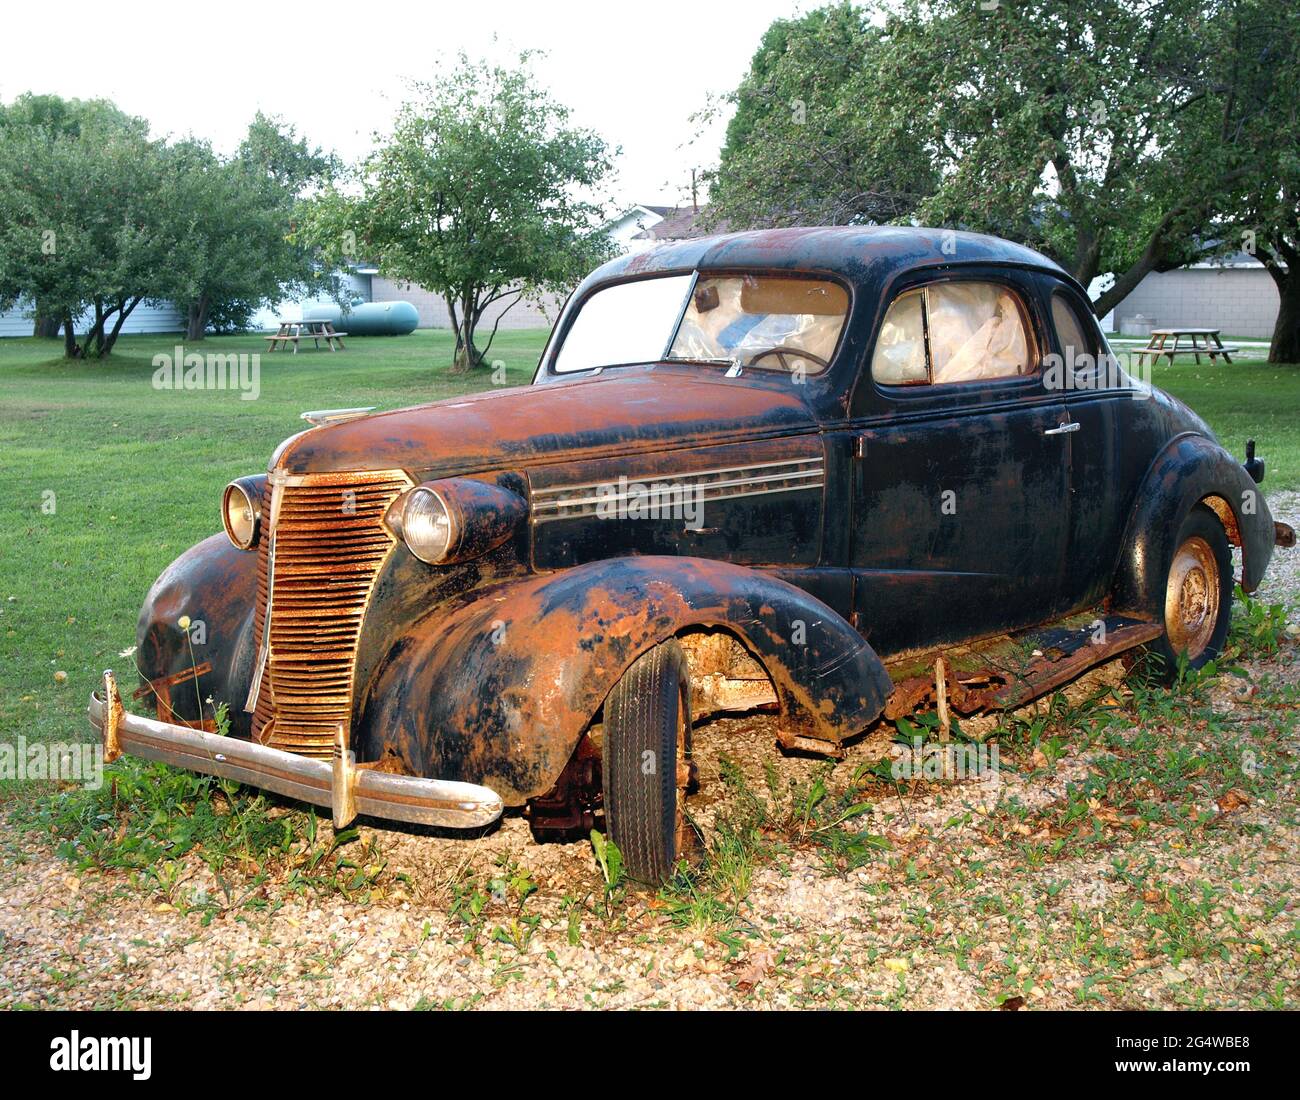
top-left (883, 612), bottom-right (1163, 720)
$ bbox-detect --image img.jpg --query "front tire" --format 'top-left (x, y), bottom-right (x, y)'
top-left (1143, 504), bottom-right (1233, 679)
top-left (602, 639), bottom-right (692, 885)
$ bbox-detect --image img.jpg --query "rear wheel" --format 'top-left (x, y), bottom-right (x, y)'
top-left (602, 639), bottom-right (693, 885)
top-left (1142, 504), bottom-right (1233, 679)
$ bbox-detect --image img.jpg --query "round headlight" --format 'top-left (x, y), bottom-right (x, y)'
top-left (401, 486), bottom-right (455, 563)
top-left (222, 479), bottom-right (261, 550)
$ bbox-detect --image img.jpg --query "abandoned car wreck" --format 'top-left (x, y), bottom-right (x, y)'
top-left (90, 226), bottom-right (1294, 884)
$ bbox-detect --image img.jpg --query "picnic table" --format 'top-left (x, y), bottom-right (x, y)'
top-left (265, 319), bottom-right (347, 353)
top-left (1133, 328), bottom-right (1237, 366)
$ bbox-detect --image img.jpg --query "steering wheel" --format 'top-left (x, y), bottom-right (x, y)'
top-left (747, 346), bottom-right (830, 373)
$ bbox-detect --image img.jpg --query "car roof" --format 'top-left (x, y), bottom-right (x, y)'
top-left (592, 225), bottom-right (1074, 290)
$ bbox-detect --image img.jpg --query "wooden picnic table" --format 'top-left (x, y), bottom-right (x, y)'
top-left (265, 319), bottom-right (348, 353)
top-left (1133, 327), bottom-right (1237, 366)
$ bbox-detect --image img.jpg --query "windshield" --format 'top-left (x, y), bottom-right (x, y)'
top-left (552, 273), bottom-right (848, 375)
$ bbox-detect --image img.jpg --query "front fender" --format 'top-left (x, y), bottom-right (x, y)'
top-left (135, 533), bottom-right (259, 736)
top-left (358, 556), bottom-right (892, 805)
top-left (1112, 433), bottom-right (1276, 618)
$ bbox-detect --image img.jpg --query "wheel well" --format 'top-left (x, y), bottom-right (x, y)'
top-left (675, 625), bottom-right (779, 721)
top-left (1198, 494), bottom-right (1242, 547)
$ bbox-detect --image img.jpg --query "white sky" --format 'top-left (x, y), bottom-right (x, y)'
top-left (1, 0), bottom-right (813, 211)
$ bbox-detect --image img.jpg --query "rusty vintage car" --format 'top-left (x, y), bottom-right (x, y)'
top-left (90, 226), bottom-right (1293, 883)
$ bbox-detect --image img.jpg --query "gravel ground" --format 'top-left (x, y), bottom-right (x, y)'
top-left (1, 493), bottom-right (1296, 1011)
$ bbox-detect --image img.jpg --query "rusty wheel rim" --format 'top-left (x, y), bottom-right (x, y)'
top-left (1164, 535), bottom-right (1221, 659)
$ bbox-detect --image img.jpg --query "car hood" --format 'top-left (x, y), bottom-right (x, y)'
top-left (275, 367), bottom-right (819, 477)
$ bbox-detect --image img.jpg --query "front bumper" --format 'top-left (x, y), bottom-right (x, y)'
top-left (88, 670), bottom-right (503, 830)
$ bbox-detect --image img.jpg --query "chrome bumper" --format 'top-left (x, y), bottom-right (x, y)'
top-left (88, 670), bottom-right (503, 830)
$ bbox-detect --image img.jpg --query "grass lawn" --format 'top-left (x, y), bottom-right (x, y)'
top-left (0, 329), bottom-right (546, 786)
top-left (0, 327), bottom-right (1296, 783)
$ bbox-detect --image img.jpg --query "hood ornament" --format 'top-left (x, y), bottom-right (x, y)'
top-left (300, 407), bottom-right (377, 427)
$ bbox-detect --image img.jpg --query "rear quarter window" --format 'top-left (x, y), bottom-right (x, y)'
top-left (1050, 289), bottom-right (1098, 376)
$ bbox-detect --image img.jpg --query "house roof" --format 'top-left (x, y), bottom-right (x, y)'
top-left (610, 204), bottom-right (675, 226)
top-left (633, 205), bottom-right (722, 241)
top-left (1188, 249), bottom-right (1270, 269)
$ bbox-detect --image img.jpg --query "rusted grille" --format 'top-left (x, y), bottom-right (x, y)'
top-left (250, 470), bottom-right (411, 758)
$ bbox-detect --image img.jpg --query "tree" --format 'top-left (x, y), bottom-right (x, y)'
top-left (1211, 0), bottom-right (1300, 361)
top-left (883, 0), bottom-right (1250, 318)
top-left (162, 116), bottom-right (337, 341)
top-left (0, 97), bottom-right (339, 354)
top-left (707, 4), bottom-right (936, 228)
top-left (0, 94), bottom-right (155, 345)
top-left (304, 55), bottom-right (614, 372)
top-left (0, 97), bottom-right (175, 357)
top-left (709, 1), bottom-right (1296, 322)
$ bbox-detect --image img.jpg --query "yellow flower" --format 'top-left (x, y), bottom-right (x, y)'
top-left (178, 615), bottom-right (191, 631)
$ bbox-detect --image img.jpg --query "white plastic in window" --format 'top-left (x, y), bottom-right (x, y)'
top-left (927, 283), bottom-right (1030, 383)
top-left (669, 276), bottom-right (847, 374)
top-left (870, 289), bottom-right (928, 384)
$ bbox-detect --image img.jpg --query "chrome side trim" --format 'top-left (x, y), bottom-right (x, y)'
top-left (534, 456), bottom-right (820, 496)
top-left (532, 457), bottom-right (824, 524)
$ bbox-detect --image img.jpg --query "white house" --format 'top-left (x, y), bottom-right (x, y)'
top-left (607, 204), bottom-right (675, 254)
top-left (0, 298), bottom-right (185, 338)
top-left (0, 207), bottom-right (680, 338)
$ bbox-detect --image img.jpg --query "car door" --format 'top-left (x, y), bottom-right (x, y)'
top-left (1043, 281), bottom-right (1132, 613)
top-left (848, 271), bottom-right (1071, 657)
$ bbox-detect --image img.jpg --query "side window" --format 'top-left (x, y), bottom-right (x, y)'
top-left (871, 281), bottom-right (1036, 386)
top-left (1050, 290), bottom-right (1095, 375)
top-left (870, 288), bottom-right (927, 383)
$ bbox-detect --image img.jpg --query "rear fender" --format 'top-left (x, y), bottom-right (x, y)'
top-left (1112, 433), bottom-right (1275, 618)
top-left (358, 556), bottom-right (892, 805)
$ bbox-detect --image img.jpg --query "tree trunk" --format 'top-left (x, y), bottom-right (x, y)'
top-left (186, 294), bottom-right (210, 341)
top-left (450, 294), bottom-right (483, 373)
top-left (87, 298), bottom-right (107, 357)
top-left (101, 296), bottom-right (141, 357)
top-left (1268, 273), bottom-right (1300, 363)
top-left (62, 314), bottom-right (81, 359)
top-left (1092, 246), bottom-right (1166, 319)
top-left (33, 308), bottom-right (61, 339)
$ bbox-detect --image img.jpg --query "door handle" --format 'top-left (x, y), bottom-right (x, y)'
top-left (1044, 421), bottom-right (1080, 436)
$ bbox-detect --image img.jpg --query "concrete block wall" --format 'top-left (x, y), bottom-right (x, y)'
top-left (371, 277), bottom-right (565, 332)
top-left (1116, 267), bottom-right (1279, 339)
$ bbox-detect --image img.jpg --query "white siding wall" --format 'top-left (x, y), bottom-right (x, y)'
top-left (0, 297), bottom-right (185, 338)
top-left (608, 207), bottom-right (666, 255)
top-left (0, 302), bottom-right (35, 337)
